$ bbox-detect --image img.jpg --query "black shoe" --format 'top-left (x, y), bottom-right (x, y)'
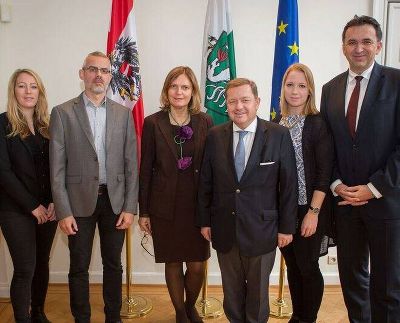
top-left (30, 306), bottom-right (51, 323)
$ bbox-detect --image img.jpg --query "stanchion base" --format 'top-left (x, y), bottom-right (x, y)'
top-left (0, 297), bottom-right (10, 303)
top-left (120, 295), bottom-right (153, 318)
top-left (269, 297), bottom-right (293, 319)
top-left (195, 297), bottom-right (224, 319)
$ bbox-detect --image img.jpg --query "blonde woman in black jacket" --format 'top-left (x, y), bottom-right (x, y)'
top-left (278, 63), bottom-right (334, 323)
top-left (0, 69), bottom-right (56, 323)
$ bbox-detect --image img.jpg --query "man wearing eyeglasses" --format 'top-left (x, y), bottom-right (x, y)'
top-left (321, 16), bottom-right (400, 322)
top-left (49, 51), bottom-right (138, 323)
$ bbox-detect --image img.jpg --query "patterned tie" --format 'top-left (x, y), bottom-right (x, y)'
top-left (347, 75), bottom-right (363, 138)
top-left (234, 131), bottom-right (248, 181)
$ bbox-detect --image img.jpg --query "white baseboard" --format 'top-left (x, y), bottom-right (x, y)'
top-left (49, 271), bottom-right (341, 285)
top-left (0, 282), bottom-right (10, 298)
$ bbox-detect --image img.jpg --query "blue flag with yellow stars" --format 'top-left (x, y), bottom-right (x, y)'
top-left (270, 0), bottom-right (299, 121)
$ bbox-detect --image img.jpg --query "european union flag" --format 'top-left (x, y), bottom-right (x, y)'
top-left (270, 0), bottom-right (299, 121)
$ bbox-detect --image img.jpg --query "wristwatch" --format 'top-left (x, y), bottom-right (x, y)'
top-left (309, 205), bottom-right (320, 214)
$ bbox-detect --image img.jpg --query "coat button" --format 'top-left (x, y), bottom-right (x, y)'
top-left (232, 211), bottom-right (235, 215)
top-left (236, 189), bottom-right (240, 193)
top-left (94, 176), bottom-right (98, 180)
top-left (195, 169), bottom-right (199, 173)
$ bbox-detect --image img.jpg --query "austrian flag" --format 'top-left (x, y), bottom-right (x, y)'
top-left (107, 0), bottom-right (144, 156)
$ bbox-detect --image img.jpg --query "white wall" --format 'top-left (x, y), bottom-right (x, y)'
top-left (0, 0), bottom-right (374, 296)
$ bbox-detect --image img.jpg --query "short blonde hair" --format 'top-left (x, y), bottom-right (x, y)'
top-left (7, 69), bottom-right (49, 139)
top-left (160, 66), bottom-right (201, 114)
top-left (280, 63), bottom-right (318, 117)
top-left (226, 78), bottom-right (258, 98)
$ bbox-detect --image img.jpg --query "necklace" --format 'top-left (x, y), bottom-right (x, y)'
top-left (169, 111), bottom-right (190, 126)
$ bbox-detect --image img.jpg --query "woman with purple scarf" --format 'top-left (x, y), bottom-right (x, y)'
top-left (139, 66), bottom-right (213, 323)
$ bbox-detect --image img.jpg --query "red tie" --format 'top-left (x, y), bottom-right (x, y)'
top-left (347, 76), bottom-right (363, 138)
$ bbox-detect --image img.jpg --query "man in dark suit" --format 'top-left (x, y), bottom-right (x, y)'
top-left (197, 78), bottom-right (298, 323)
top-left (50, 51), bottom-right (138, 323)
top-left (321, 15), bottom-right (400, 323)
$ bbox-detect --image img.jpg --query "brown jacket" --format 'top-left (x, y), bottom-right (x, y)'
top-left (139, 110), bottom-right (213, 220)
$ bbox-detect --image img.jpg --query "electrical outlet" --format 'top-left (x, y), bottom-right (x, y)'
top-left (328, 255), bottom-right (338, 265)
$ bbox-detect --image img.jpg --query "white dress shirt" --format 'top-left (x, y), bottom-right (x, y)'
top-left (232, 118), bottom-right (258, 168)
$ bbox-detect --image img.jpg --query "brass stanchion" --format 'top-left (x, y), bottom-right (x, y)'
top-left (195, 260), bottom-right (224, 319)
top-left (269, 254), bottom-right (292, 318)
top-left (120, 227), bottom-right (152, 318)
top-left (0, 234), bottom-right (10, 303)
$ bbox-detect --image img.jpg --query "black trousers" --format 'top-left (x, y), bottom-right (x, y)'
top-left (280, 205), bottom-right (324, 323)
top-left (68, 192), bottom-right (125, 323)
top-left (335, 205), bottom-right (400, 323)
top-left (0, 212), bottom-right (57, 323)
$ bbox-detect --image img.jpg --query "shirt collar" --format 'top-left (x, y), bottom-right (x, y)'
top-left (233, 117), bottom-right (258, 133)
top-left (83, 93), bottom-right (106, 109)
top-left (348, 62), bottom-right (375, 82)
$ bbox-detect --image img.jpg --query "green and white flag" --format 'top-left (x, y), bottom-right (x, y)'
top-left (201, 0), bottom-right (236, 125)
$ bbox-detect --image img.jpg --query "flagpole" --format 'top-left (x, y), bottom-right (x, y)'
top-left (120, 227), bottom-right (152, 318)
top-left (269, 254), bottom-right (292, 318)
top-left (0, 235), bottom-right (10, 303)
top-left (195, 260), bottom-right (224, 319)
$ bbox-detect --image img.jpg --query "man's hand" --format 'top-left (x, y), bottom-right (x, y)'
top-left (278, 233), bottom-right (293, 248)
top-left (336, 184), bottom-right (373, 206)
top-left (32, 205), bottom-right (48, 224)
top-left (201, 227), bottom-right (212, 242)
top-left (47, 203), bottom-right (56, 221)
top-left (138, 217), bottom-right (152, 235)
top-left (116, 212), bottom-right (134, 230)
top-left (59, 215), bottom-right (78, 235)
top-left (301, 211), bottom-right (318, 237)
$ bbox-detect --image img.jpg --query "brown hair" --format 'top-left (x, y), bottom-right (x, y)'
top-left (7, 69), bottom-right (49, 139)
top-left (342, 15), bottom-right (382, 42)
top-left (226, 78), bottom-right (258, 98)
top-left (280, 63), bottom-right (318, 117)
top-left (160, 66), bottom-right (201, 114)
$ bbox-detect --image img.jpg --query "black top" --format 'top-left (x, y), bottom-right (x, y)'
top-left (24, 133), bottom-right (52, 206)
top-left (0, 112), bottom-right (52, 215)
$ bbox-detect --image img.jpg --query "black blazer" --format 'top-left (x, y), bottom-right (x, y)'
top-left (302, 114), bottom-right (334, 234)
top-left (197, 117), bottom-right (298, 257)
top-left (0, 113), bottom-right (51, 215)
top-left (321, 63), bottom-right (400, 220)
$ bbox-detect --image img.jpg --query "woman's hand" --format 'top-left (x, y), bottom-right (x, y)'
top-left (47, 203), bottom-right (56, 221)
top-left (301, 211), bottom-right (318, 237)
top-left (32, 205), bottom-right (48, 224)
top-left (138, 216), bottom-right (152, 235)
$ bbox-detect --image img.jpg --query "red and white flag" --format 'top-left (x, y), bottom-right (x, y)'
top-left (107, 0), bottom-right (144, 157)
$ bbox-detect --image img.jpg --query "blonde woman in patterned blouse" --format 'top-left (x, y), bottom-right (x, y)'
top-left (278, 63), bottom-right (334, 323)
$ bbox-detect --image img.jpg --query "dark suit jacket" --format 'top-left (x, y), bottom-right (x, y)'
top-left (197, 117), bottom-right (298, 257)
top-left (321, 63), bottom-right (400, 219)
top-left (0, 113), bottom-right (50, 215)
top-left (139, 110), bottom-right (213, 220)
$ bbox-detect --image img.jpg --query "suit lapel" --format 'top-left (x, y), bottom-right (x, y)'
top-left (106, 99), bottom-right (116, 152)
top-left (222, 122), bottom-right (237, 182)
top-left (334, 72), bottom-right (352, 139)
top-left (191, 114), bottom-right (201, 167)
top-left (356, 63), bottom-right (383, 137)
top-left (241, 118), bottom-right (267, 181)
top-left (73, 94), bottom-right (96, 152)
top-left (158, 111), bottom-right (178, 160)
